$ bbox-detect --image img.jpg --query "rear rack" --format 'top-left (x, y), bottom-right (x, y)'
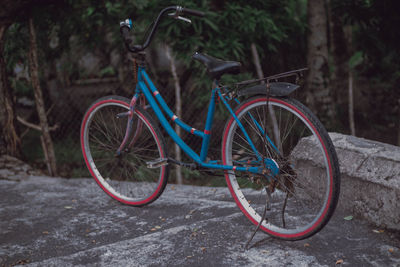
top-left (235, 67), bottom-right (308, 88)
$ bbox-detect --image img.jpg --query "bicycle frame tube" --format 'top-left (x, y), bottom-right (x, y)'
top-left (217, 90), bottom-right (263, 162)
top-left (141, 70), bottom-right (205, 138)
top-left (116, 93), bottom-right (140, 155)
top-left (132, 66), bottom-right (266, 174)
top-left (200, 87), bottom-right (217, 161)
top-left (137, 69), bottom-right (202, 162)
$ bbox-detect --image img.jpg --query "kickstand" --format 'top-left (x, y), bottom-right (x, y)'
top-left (244, 187), bottom-right (272, 250)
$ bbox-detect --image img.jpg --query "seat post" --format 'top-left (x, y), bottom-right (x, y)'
top-left (213, 79), bottom-right (219, 89)
top-left (201, 86), bottom-right (218, 161)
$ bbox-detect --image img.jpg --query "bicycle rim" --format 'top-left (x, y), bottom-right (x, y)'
top-left (81, 97), bottom-right (168, 206)
top-left (222, 96), bottom-right (339, 240)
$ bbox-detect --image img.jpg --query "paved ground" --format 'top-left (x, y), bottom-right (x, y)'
top-left (0, 176), bottom-right (399, 266)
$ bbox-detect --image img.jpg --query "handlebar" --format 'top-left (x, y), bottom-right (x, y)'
top-left (120, 6), bottom-right (204, 53)
top-left (181, 7), bottom-right (205, 17)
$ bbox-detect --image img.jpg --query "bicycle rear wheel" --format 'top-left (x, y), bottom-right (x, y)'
top-left (222, 96), bottom-right (340, 240)
top-left (81, 95), bottom-right (169, 206)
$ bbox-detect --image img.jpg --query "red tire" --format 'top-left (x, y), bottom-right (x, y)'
top-left (81, 96), bottom-right (169, 206)
top-left (222, 96), bottom-right (340, 240)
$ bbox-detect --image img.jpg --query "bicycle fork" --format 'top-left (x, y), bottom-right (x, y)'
top-left (116, 93), bottom-right (144, 156)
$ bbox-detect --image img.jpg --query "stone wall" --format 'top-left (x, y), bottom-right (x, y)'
top-left (292, 133), bottom-right (400, 230)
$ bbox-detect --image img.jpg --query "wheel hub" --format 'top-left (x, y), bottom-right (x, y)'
top-left (263, 158), bottom-right (279, 178)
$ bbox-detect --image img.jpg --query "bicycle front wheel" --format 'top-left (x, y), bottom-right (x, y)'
top-left (222, 96), bottom-right (340, 240)
top-left (81, 95), bottom-right (169, 206)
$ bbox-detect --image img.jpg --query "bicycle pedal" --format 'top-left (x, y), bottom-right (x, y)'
top-left (146, 158), bottom-right (168, 168)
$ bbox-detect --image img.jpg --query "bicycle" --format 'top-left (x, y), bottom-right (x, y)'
top-left (81, 6), bottom-right (340, 241)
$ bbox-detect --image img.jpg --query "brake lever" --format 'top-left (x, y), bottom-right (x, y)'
top-left (177, 16), bottom-right (192, 23)
top-left (168, 12), bottom-right (192, 23)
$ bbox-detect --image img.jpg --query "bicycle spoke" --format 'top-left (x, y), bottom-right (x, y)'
top-left (83, 99), bottom-right (168, 206)
top-left (223, 97), bottom-right (338, 239)
top-left (282, 192), bottom-right (289, 228)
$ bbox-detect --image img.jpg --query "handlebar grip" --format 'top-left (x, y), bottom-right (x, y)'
top-left (120, 26), bottom-right (132, 45)
top-left (182, 8), bottom-right (205, 17)
top-left (120, 26), bottom-right (143, 52)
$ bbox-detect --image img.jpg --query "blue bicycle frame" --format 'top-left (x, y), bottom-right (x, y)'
top-left (124, 65), bottom-right (277, 176)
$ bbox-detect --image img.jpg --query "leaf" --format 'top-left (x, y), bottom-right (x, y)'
top-left (86, 7), bottom-right (95, 17)
top-left (99, 66), bottom-right (115, 77)
top-left (388, 248), bottom-right (394, 253)
top-left (15, 259), bottom-right (30, 265)
top-left (304, 243), bottom-right (310, 247)
top-left (336, 259), bottom-right (344, 264)
top-left (349, 51), bottom-right (363, 69)
top-left (64, 206), bottom-right (73, 209)
top-left (343, 215), bottom-right (353, 221)
top-left (203, 18), bottom-right (218, 32)
top-left (190, 231), bottom-right (198, 238)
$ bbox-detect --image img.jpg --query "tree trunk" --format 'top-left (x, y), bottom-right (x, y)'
top-left (328, 0), bottom-right (349, 130)
top-left (328, 1), bottom-right (348, 104)
top-left (250, 43), bottom-right (281, 151)
top-left (398, 99), bottom-right (400, 146)
top-left (346, 26), bottom-right (356, 136)
top-left (251, 43), bottom-right (265, 83)
top-left (306, 0), bottom-right (335, 126)
top-left (28, 17), bottom-right (57, 176)
top-left (165, 44), bottom-right (182, 185)
top-left (348, 70), bottom-right (355, 136)
top-left (0, 23), bottom-right (21, 157)
top-left (0, 0), bottom-right (60, 157)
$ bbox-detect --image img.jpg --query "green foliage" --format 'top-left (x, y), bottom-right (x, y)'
top-left (4, 0), bottom-right (307, 92)
top-left (13, 79), bottom-right (32, 97)
top-left (349, 51), bottom-right (363, 69)
top-left (54, 136), bottom-right (83, 164)
top-left (332, 0), bottom-right (400, 143)
top-left (99, 65), bottom-right (116, 77)
top-left (134, 0), bottom-right (307, 110)
top-left (21, 131), bottom-right (44, 162)
top-left (4, 23), bottom-right (28, 72)
top-left (333, 0), bottom-right (400, 83)
top-left (4, 0), bottom-right (310, 179)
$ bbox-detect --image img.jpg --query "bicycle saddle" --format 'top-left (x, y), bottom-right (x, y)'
top-left (192, 52), bottom-right (241, 80)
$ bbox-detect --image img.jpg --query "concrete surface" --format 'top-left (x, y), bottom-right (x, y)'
top-left (292, 133), bottom-right (400, 230)
top-left (1, 176), bottom-right (399, 266)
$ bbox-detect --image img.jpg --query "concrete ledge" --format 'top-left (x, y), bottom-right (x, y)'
top-left (292, 132), bottom-right (400, 230)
